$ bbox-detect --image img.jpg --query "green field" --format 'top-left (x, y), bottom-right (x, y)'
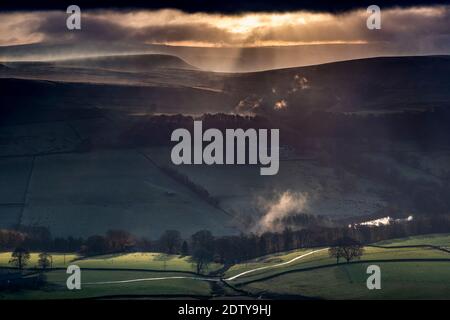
top-left (225, 245), bottom-right (450, 284)
top-left (225, 248), bottom-right (317, 278)
top-left (0, 270), bottom-right (212, 300)
top-left (0, 252), bottom-right (79, 268)
top-left (1, 234), bottom-right (450, 300)
top-left (243, 262), bottom-right (450, 299)
top-left (74, 252), bottom-right (222, 272)
top-left (224, 234), bottom-right (450, 299)
top-left (0, 252), bottom-right (218, 300)
top-left (375, 233), bottom-right (450, 247)
top-left (0, 252), bottom-right (221, 272)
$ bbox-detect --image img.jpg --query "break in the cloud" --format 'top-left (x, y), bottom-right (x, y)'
top-left (0, 6), bottom-right (449, 49)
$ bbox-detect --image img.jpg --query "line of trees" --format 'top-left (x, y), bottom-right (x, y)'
top-left (7, 247), bottom-right (52, 271)
top-left (160, 166), bottom-right (219, 208)
top-left (1, 214), bottom-right (449, 272)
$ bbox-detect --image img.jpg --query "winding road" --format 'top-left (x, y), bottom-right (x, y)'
top-left (83, 248), bottom-right (327, 285)
top-left (224, 248), bottom-right (327, 281)
top-left (84, 276), bottom-right (219, 285)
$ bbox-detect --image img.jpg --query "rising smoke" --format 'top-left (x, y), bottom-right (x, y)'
top-left (254, 190), bottom-right (308, 233)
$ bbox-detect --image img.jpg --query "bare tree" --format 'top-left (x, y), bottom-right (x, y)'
top-left (38, 252), bottom-right (52, 270)
top-left (181, 241), bottom-right (189, 256)
top-left (329, 246), bottom-right (343, 264)
top-left (159, 230), bottom-right (182, 254)
top-left (9, 247), bottom-right (30, 270)
top-left (190, 230), bottom-right (214, 274)
top-left (329, 237), bottom-right (364, 263)
top-left (106, 230), bottom-right (135, 252)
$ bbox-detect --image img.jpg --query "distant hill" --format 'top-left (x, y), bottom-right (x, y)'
top-left (2, 41), bottom-right (449, 72)
top-left (1, 55), bottom-right (450, 237)
top-left (1, 55), bottom-right (450, 116)
top-left (227, 55), bottom-right (450, 113)
top-left (55, 54), bottom-right (197, 72)
top-left (0, 77), bottom-right (235, 125)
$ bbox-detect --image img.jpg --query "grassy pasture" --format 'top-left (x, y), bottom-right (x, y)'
top-left (0, 252), bottom-right (78, 268)
top-left (243, 261), bottom-right (450, 299)
top-left (74, 252), bottom-right (222, 272)
top-left (225, 235), bottom-right (450, 284)
top-left (1, 234), bottom-right (449, 299)
top-left (0, 252), bottom-right (216, 300)
top-left (375, 233), bottom-right (450, 247)
top-left (0, 252), bottom-right (222, 273)
top-left (225, 246), bottom-right (448, 282)
top-left (0, 269), bottom-right (212, 300)
top-left (227, 234), bottom-right (450, 299)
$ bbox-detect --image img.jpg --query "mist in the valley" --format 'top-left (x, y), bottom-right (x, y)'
top-left (251, 191), bottom-right (309, 234)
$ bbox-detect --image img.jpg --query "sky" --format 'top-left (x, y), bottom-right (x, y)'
top-left (1, 5), bottom-right (450, 48)
top-left (0, 1), bottom-right (449, 70)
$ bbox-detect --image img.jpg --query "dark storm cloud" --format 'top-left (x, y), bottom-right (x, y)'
top-left (134, 24), bottom-right (233, 43)
top-left (2, 0), bottom-right (450, 13)
top-left (36, 14), bottom-right (129, 42)
top-left (2, 6), bottom-right (450, 50)
top-left (243, 7), bottom-right (450, 44)
top-left (33, 12), bottom-right (236, 45)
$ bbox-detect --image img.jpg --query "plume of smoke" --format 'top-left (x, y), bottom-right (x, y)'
top-left (234, 95), bottom-right (263, 114)
top-left (254, 191), bottom-right (308, 233)
top-left (274, 99), bottom-right (288, 110)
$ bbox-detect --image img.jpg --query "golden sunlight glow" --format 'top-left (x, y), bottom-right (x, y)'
top-left (155, 40), bottom-right (369, 48)
top-left (0, 6), bottom-right (448, 47)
